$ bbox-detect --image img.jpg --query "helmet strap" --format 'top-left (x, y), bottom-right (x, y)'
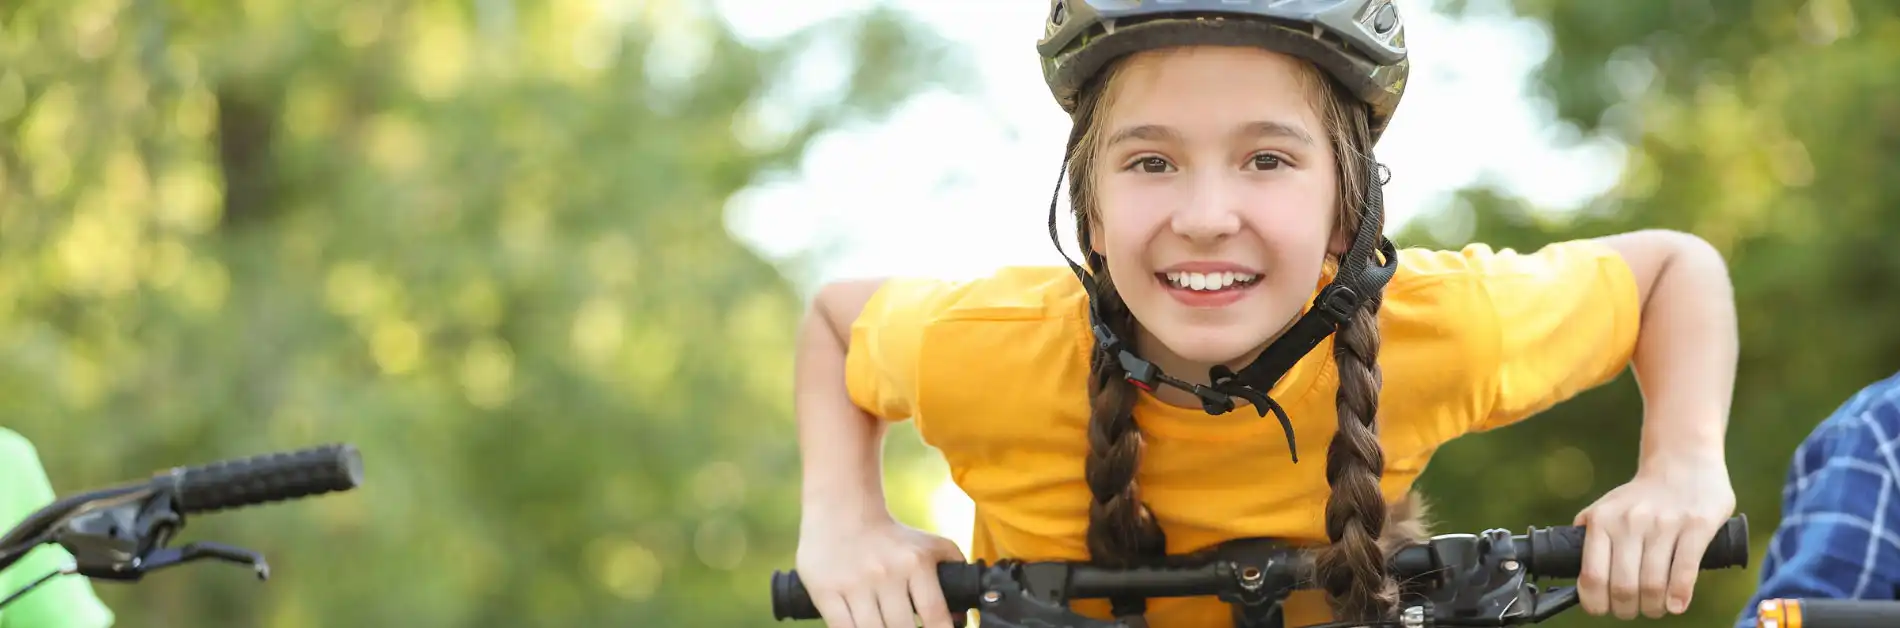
top-left (1046, 155), bottom-right (1399, 467)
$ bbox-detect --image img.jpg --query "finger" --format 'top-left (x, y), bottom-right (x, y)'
top-left (812, 592), bottom-right (856, 628)
top-left (911, 564), bottom-right (957, 628)
top-left (878, 579), bottom-right (917, 628)
top-left (1577, 511), bottom-right (1613, 615)
top-left (845, 589), bottom-right (884, 628)
top-left (1667, 516), bottom-right (1722, 614)
top-left (1638, 517), bottom-right (1682, 618)
top-left (1609, 512), bottom-right (1649, 620)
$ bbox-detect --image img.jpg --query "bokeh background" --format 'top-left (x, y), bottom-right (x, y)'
top-left (1, 0), bottom-right (1894, 626)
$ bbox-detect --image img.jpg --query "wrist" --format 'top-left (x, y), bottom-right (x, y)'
top-left (800, 487), bottom-right (894, 532)
top-left (1636, 425), bottom-right (1727, 476)
top-left (1637, 398), bottom-right (1727, 458)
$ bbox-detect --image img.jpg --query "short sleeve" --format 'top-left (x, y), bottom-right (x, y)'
top-left (1470, 239), bottom-right (1642, 432)
top-left (0, 430), bottom-right (116, 628)
top-left (843, 278), bottom-right (971, 422)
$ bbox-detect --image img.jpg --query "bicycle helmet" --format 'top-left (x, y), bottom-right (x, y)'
top-left (1037, 0), bottom-right (1409, 141)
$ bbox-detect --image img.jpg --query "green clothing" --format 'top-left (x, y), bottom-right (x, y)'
top-left (0, 429), bottom-right (114, 628)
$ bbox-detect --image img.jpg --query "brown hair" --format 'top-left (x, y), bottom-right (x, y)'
top-left (1066, 49), bottom-right (1424, 622)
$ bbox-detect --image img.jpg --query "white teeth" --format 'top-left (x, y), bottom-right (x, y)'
top-left (1164, 271), bottom-right (1258, 291)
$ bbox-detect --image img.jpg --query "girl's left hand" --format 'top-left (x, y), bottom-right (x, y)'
top-left (1573, 455), bottom-right (1737, 619)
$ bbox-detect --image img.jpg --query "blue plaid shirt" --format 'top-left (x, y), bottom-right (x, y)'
top-left (1735, 370), bottom-right (1900, 627)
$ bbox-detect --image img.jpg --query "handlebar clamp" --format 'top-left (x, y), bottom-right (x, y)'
top-left (1412, 528), bottom-right (1536, 625)
top-left (971, 561), bottom-right (1126, 628)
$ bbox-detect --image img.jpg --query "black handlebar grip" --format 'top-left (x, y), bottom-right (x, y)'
top-left (772, 563), bottom-right (984, 620)
top-left (162, 443), bottom-right (365, 514)
top-left (1526, 514), bottom-right (1749, 578)
top-left (1702, 514), bottom-right (1752, 569)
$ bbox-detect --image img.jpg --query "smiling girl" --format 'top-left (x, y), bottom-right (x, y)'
top-left (790, 2), bottom-right (1740, 627)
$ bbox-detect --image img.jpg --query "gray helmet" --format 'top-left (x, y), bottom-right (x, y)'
top-left (1037, 0), bottom-right (1409, 141)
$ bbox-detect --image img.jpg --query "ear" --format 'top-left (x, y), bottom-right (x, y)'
top-left (1326, 217), bottom-right (1352, 257)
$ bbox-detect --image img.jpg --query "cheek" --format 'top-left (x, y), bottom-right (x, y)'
top-left (1094, 188), bottom-right (1172, 258)
top-left (1095, 195), bottom-right (1169, 311)
top-left (1099, 208), bottom-right (1160, 289)
top-left (1243, 191), bottom-right (1337, 262)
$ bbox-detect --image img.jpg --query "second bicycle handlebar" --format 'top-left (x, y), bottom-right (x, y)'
top-left (0, 443), bottom-right (364, 575)
top-left (1756, 598), bottom-right (1900, 628)
top-left (0, 443), bottom-right (365, 613)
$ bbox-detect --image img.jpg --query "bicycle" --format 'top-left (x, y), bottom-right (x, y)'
top-left (1754, 598), bottom-right (1900, 627)
top-left (0, 443), bottom-right (364, 610)
top-left (770, 514), bottom-right (1752, 627)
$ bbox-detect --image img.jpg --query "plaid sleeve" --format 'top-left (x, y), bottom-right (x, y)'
top-left (1735, 375), bottom-right (1900, 627)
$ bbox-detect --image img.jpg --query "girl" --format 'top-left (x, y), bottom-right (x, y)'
top-left (793, 2), bottom-right (1738, 627)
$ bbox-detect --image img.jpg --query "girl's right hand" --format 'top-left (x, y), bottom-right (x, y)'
top-left (795, 516), bottom-right (969, 628)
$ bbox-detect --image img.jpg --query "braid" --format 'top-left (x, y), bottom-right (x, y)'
top-left (1315, 303), bottom-right (1397, 619)
top-left (1083, 274), bottom-right (1168, 570)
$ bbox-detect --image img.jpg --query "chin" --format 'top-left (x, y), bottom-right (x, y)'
top-left (1149, 329), bottom-right (1261, 369)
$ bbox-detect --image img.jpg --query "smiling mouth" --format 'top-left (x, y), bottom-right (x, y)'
top-left (1156, 271), bottom-right (1260, 292)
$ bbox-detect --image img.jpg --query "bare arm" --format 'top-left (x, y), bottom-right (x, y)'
top-left (1591, 229), bottom-right (1737, 464)
top-left (1578, 229), bottom-right (1737, 619)
top-left (795, 278), bottom-right (966, 628)
top-left (795, 279), bottom-right (891, 528)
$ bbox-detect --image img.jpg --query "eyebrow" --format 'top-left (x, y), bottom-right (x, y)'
top-left (1105, 120), bottom-right (1316, 148)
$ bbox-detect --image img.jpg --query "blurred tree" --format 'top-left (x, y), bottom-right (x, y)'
top-left (1409, 0), bottom-right (1900, 625)
top-left (0, 0), bottom-right (953, 625)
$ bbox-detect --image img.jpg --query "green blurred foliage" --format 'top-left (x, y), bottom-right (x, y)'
top-left (0, 0), bottom-right (952, 625)
top-left (4, 0), bottom-right (1897, 626)
top-left (1410, 0), bottom-right (1900, 625)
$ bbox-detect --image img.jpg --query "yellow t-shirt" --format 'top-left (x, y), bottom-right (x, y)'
top-left (844, 240), bottom-right (1641, 627)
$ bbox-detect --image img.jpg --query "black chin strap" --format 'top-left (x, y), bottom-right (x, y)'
top-left (1047, 155), bottom-right (1400, 466)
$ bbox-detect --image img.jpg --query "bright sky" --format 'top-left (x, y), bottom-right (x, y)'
top-left (704, 0), bottom-right (1627, 552)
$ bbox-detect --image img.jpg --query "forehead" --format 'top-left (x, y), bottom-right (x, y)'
top-left (1104, 46), bottom-right (1323, 132)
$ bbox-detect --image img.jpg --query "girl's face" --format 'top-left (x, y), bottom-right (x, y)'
top-left (1089, 46), bottom-right (1342, 373)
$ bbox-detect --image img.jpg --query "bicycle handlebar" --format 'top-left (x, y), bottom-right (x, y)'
top-left (1757, 598), bottom-right (1900, 628)
top-left (0, 443), bottom-right (364, 610)
top-left (770, 515), bottom-right (1750, 627)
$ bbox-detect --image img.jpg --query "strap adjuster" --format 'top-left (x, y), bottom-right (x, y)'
top-left (1315, 285), bottom-right (1361, 324)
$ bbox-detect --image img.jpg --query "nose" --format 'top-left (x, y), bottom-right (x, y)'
top-left (1169, 174), bottom-right (1243, 243)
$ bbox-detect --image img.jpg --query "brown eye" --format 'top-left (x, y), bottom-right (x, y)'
top-left (1140, 157), bottom-right (1172, 173)
top-left (1251, 154), bottom-right (1283, 170)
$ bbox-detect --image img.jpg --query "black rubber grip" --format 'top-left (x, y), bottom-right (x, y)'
top-left (164, 444), bottom-right (364, 514)
top-left (1783, 599), bottom-right (1900, 627)
top-left (772, 563), bottom-right (983, 620)
top-left (1526, 514), bottom-right (1750, 578)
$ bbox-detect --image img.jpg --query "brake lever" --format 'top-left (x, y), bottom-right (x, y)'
top-left (79, 541), bottom-right (271, 582)
top-left (1524, 585), bottom-right (1580, 623)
